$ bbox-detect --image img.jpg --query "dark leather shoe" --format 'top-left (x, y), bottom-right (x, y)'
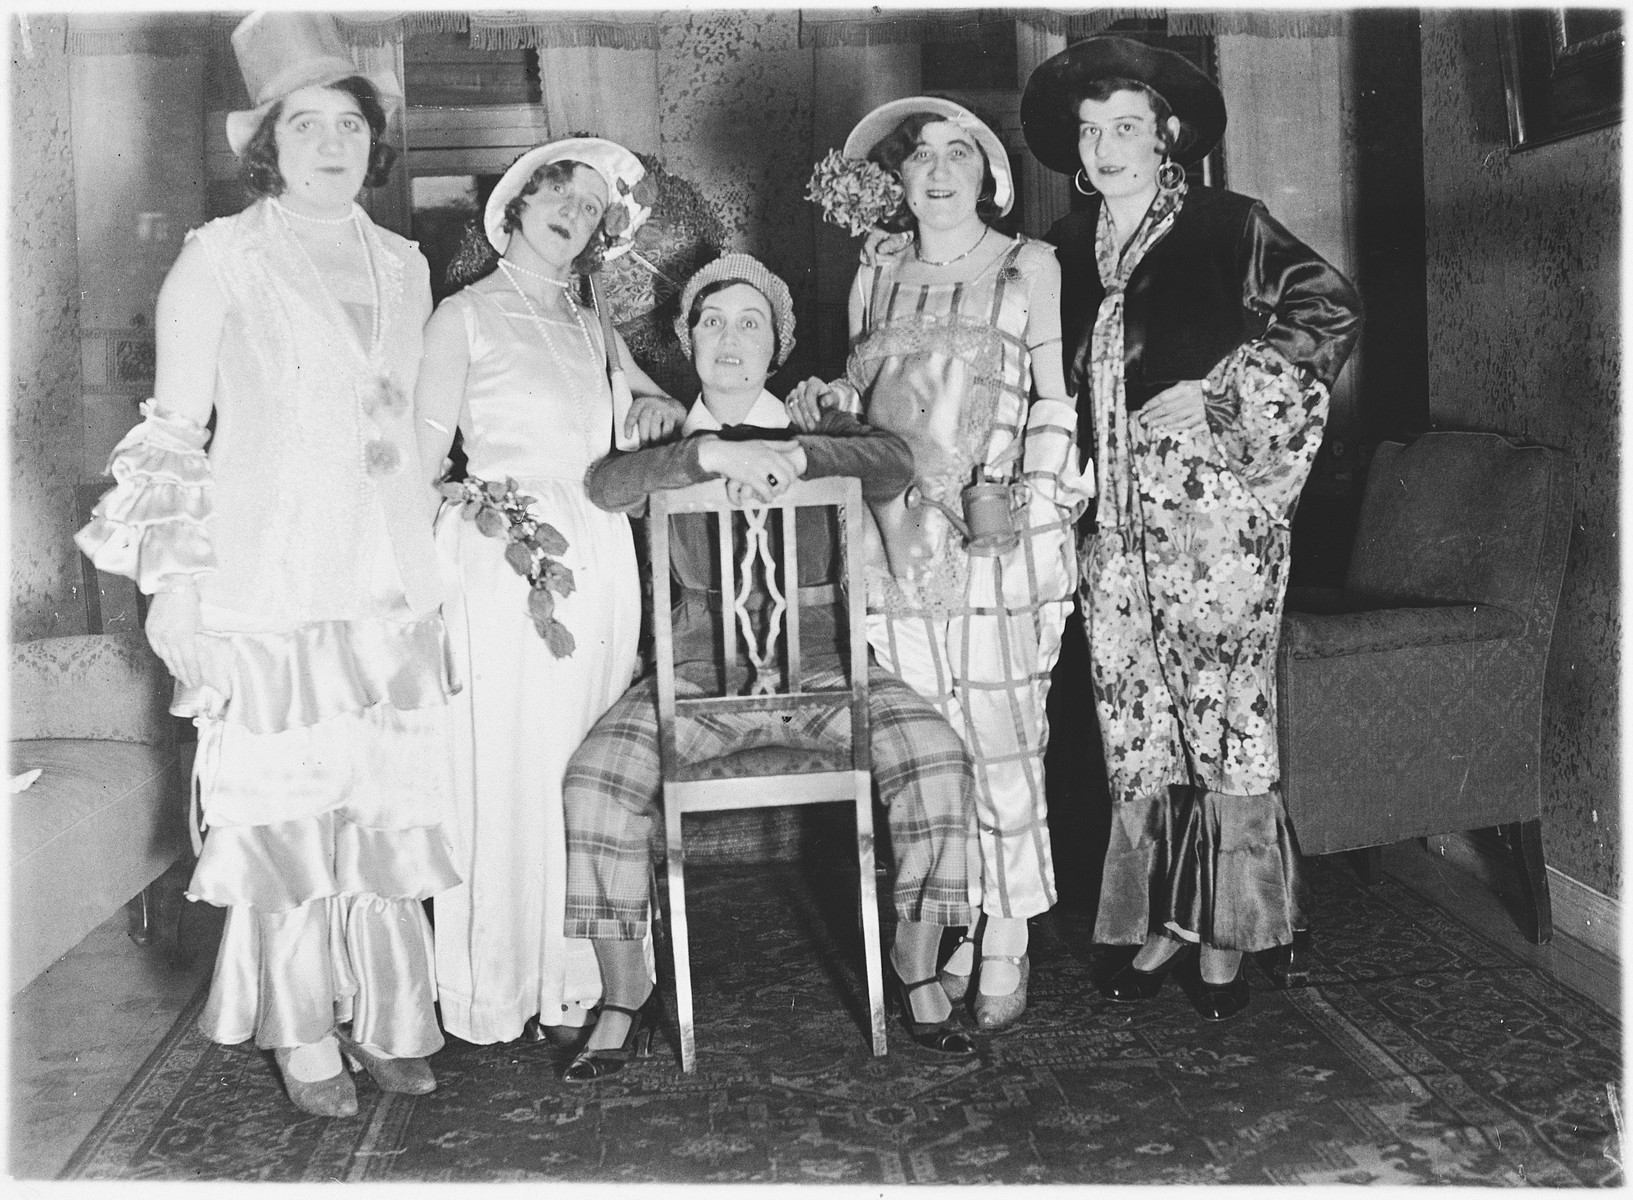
top-left (1099, 942), bottom-right (1195, 1003)
top-left (1193, 964), bottom-right (1250, 1021)
top-left (562, 998), bottom-right (658, 1082)
top-left (891, 969), bottom-right (979, 1055)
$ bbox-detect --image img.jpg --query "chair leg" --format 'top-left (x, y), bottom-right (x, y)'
top-left (1346, 845), bottom-right (1384, 886)
top-left (663, 792), bottom-right (697, 1073)
top-left (1503, 818), bottom-right (1553, 945)
top-left (125, 883), bottom-right (158, 946)
top-left (852, 772), bottom-right (887, 1058)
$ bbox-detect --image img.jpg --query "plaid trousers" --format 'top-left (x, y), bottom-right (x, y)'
top-left (563, 664), bottom-right (975, 940)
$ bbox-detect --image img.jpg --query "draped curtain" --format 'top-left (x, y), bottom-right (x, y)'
top-left (796, 8), bottom-right (1349, 46)
top-left (60, 9), bottom-right (1353, 57)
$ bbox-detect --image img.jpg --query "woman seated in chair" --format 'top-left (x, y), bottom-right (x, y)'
top-left (560, 254), bottom-right (979, 1079)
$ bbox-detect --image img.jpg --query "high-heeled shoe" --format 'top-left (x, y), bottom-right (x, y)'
top-left (1192, 962), bottom-right (1250, 1021)
top-left (272, 1045), bottom-right (359, 1118)
top-left (891, 970), bottom-right (978, 1055)
top-left (524, 1015), bottom-right (592, 1053)
top-left (337, 1032), bottom-right (436, 1095)
top-left (937, 933), bottom-right (977, 1003)
top-left (1099, 942), bottom-right (1197, 1003)
top-left (972, 954), bottom-right (1029, 1031)
top-left (562, 997), bottom-right (658, 1082)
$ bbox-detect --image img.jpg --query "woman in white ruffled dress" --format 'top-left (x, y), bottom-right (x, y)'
top-left (77, 12), bottom-right (460, 1117)
top-left (414, 138), bottom-right (682, 1048)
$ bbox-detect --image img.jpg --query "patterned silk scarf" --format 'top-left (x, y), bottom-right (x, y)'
top-left (1088, 184), bottom-right (1186, 540)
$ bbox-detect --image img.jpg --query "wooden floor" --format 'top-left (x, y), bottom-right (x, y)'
top-left (7, 841), bottom-right (1619, 1181)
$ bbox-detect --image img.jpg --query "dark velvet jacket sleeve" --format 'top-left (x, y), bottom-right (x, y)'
top-left (584, 410), bottom-right (914, 515)
top-left (796, 410), bottom-right (915, 503)
top-left (1241, 202), bottom-right (1363, 389)
top-left (584, 437), bottom-right (709, 515)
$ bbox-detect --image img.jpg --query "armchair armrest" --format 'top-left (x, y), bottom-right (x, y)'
top-left (1282, 602), bottom-right (1525, 661)
top-left (1284, 586), bottom-right (1351, 615)
top-left (10, 634), bottom-right (177, 745)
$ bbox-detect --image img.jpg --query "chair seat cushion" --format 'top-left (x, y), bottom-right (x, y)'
top-left (10, 739), bottom-right (184, 861)
top-left (678, 743), bottom-right (852, 782)
top-left (10, 738), bottom-right (190, 991)
top-left (1282, 601), bottom-right (1524, 660)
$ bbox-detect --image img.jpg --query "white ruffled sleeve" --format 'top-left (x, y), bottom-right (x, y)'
top-left (75, 400), bottom-right (217, 593)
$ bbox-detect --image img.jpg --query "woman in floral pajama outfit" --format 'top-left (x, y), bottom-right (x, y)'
top-left (1022, 36), bottom-right (1362, 1018)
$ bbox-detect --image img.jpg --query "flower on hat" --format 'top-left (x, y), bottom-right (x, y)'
top-left (806, 149), bottom-right (905, 239)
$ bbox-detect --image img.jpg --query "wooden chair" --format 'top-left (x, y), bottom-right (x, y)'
top-left (648, 475), bottom-right (887, 1072)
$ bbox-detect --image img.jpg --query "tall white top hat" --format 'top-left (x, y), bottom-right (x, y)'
top-left (225, 11), bottom-right (402, 157)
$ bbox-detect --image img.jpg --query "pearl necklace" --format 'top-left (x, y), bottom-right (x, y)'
top-left (497, 259), bottom-right (598, 378)
top-left (499, 256), bottom-right (572, 289)
top-left (270, 196), bottom-right (359, 226)
top-left (273, 200), bottom-right (382, 357)
top-left (915, 225), bottom-right (989, 268)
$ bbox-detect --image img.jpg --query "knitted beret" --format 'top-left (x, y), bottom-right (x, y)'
top-left (673, 253), bottom-right (796, 367)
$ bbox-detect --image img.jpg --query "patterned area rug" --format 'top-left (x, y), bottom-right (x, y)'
top-left (62, 857), bottom-right (1621, 1185)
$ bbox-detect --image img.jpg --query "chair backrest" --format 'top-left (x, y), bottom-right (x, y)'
top-left (10, 633), bottom-right (176, 745)
top-left (1346, 432), bottom-right (1575, 637)
top-left (647, 476), bottom-right (870, 776)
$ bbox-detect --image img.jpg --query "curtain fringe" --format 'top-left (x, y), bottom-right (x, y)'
top-left (1006, 8), bottom-right (1169, 40)
top-left (468, 22), bottom-right (659, 52)
top-left (803, 14), bottom-right (1000, 48)
top-left (1168, 10), bottom-right (1345, 38)
top-left (804, 7), bottom-right (1348, 46)
top-left (65, 16), bottom-right (206, 57)
top-left (338, 13), bottom-right (471, 46)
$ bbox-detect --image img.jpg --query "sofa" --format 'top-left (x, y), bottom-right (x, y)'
top-left (10, 633), bottom-right (192, 992)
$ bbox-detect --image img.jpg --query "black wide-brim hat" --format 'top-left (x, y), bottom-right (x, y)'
top-left (1021, 35), bottom-right (1227, 174)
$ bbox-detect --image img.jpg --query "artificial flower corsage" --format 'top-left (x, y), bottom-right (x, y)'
top-left (805, 149), bottom-right (905, 238)
top-left (439, 476), bottom-right (577, 658)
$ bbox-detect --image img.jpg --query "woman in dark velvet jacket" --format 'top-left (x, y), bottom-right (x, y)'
top-left (1020, 36), bottom-right (1363, 1019)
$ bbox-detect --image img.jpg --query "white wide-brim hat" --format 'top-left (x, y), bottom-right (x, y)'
top-left (484, 137), bottom-right (652, 262)
top-left (843, 96), bottom-right (1014, 217)
top-left (225, 11), bottom-right (401, 158)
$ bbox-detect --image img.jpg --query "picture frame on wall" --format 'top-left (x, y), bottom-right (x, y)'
top-left (1497, 7), bottom-right (1623, 149)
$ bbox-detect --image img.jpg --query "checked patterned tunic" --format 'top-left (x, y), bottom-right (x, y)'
top-left (843, 237), bottom-right (1089, 921)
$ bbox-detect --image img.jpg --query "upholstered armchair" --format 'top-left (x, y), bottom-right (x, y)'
top-left (1276, 432), bottom-right (1574, 954)
top-left (10, 633), bottom-right (192, 991)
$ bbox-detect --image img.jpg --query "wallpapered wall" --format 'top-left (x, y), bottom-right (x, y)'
top-left (10, 16), bottom-right (88, 641)
top-left (655, 9), bottom-right (818, 383)
top-left (1421, 12), bottom-right (1621, 896)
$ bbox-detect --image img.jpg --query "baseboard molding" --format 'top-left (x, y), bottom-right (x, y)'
top-left (1425, 830), bottom-right (1620, 961)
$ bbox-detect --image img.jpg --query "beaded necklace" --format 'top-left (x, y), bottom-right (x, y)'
top-left (496, 259), bottom-right (599, 378)
top-left (270, 196), bottom-right (359, 227)
top-left (915, 225), bottom-right (989, 267)
top-left (498, 257), bottom-right (572, 289)
top-left (273, 200), bottom-right (382, 357)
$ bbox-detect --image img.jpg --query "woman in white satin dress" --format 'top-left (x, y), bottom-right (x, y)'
top-left (414, 138), bottom-right (682, 1047)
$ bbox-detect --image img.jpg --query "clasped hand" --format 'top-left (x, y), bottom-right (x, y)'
top-left (697, 436), bottom-right (808, 506)
top-left (625, 394), bottom-right (687, 444)
top-left (1135, 380), bottom-right (1208, 435)
top-left (785, 377), bottom-right (848, 432)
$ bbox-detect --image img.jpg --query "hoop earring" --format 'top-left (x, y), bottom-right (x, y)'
top-left (1073, 168), bottom-right (1095, 196)
top-left (1156, 157), bottom-right (1185, 193)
